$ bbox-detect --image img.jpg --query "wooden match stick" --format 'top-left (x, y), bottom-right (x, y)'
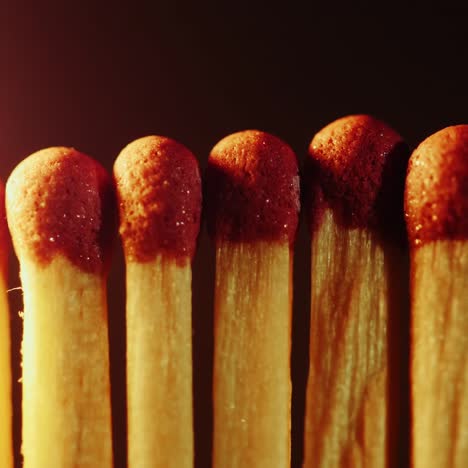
top-left (114, 136), bottom-right (201, 467)
top-left (0, 180), bottom-right (13, 468)
top-left (6, 147), bottom-right (114, 468)
top-left (304, 115), bottom-right (410, 467)
top-left (206, 130), bottom-right (300, 468)
top-left (405, 125), bottom-right (468, 468)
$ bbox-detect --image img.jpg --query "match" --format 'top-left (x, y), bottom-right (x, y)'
top-left (304, 115), bottom-right (410, 467)
top-left (206, 130), bottom-right (300, 467)
top-left (6, 147), bottom-right (114, 467)
top-left (405, 125), bottom-right (468, 468)
top-left (114, 136), bottom-right (201, 467)
top-left (0, 179), bottom-right (13, 468)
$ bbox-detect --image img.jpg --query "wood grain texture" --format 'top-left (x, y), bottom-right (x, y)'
top-left (411, 241), bottom-right (468, 468)
top-left (126, 257), bottom-right (193, 468)
top-left (305, 208), bottom-right (408, 468)
top-left (20, 256), bottom-right (113, 468)
top-left (213, 241), bottom-right (292, 468)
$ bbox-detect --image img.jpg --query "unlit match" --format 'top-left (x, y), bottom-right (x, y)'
top-left (405, 125), bottom-right (468, 468)
top-left (304, 115), bottom-right (410, 467)
top-left (3, 120), bottom-right (467, 468)
top-left (6, 147), bottom-right (114, 468)
top-left (206, 130), bottom-right (300, 468)
top-left (114, 136), bottom-right (201, 468)
top-left (0, 180), bottom-right (13, 468)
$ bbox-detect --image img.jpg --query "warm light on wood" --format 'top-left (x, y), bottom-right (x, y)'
top-left (126, 257), bottom-right (193, 467)
top-left (213, 240), bottom-right (292, 468)
top-left (411, 241), bottom-right (468, 468)
top-left (21, 256), bottom-right (113, 468)
top-left (304, 208), bottom-right (407, 467)
top-left (114, 135), bottom-right (201, 467)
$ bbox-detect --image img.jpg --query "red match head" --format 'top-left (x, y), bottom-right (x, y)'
top-left (114, 136), bottom-right (202, 264)
top-left (206, 130), bottom-right (300, 245)
top-left (405, 125), bottom-right (468, 247)
top-left (307, 114), bottom-right (410, 243)
top-left (6, 147), bottom-right (115, 274)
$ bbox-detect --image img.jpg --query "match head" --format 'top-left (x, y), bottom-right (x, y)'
top-left (6, 147), bottom-right (115, 274)
top-left (307, 114), bottom-right (410, 241)
top-left (405, 125), bottom-right (468, 247)
top-left (206, 130), bottom-right (300, 245)
top-left (114, 136), bottom-right (202, 263)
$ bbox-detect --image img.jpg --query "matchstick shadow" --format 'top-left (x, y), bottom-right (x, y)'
top-left (107, 242), bottom-right (128, 468)
top-left (192, 228), bottom-right (215, 468)
top-left (291, 219), bottom-right (311, 468)
top-left (385, 246), bottom-right (411, 468)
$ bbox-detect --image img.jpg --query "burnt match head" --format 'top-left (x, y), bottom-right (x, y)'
top-left (206, 130), bottom-right (300, 245)
top-left (6, 147), bottom-right (115, 274)
top-left (114, 136), bottom-right (202, 264)
top-left (307, 114), bottom-right (410, 242)
top-left (405, 125), bottom-right (468, 247)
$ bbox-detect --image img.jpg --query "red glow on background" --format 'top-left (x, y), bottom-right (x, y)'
top-left (0, 5), bottom-right (467, 467)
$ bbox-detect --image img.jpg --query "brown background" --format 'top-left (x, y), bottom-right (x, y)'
top-left (1, 5), bottom-right (468, 467)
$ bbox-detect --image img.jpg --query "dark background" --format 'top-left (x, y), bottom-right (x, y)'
top-left (1, 5), bottom-right (467, 467)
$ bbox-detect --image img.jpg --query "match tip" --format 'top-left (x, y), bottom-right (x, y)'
top-left (405, 125), bottom-right (468, 247)
top-left (114, 136), bottom-right (202, 263)
top-left (6, 147), bottom-right (115, 274)
top-left (206, 130), bottom-right (300, 244)
top-left (307, 114), bottom-right (410, 241)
